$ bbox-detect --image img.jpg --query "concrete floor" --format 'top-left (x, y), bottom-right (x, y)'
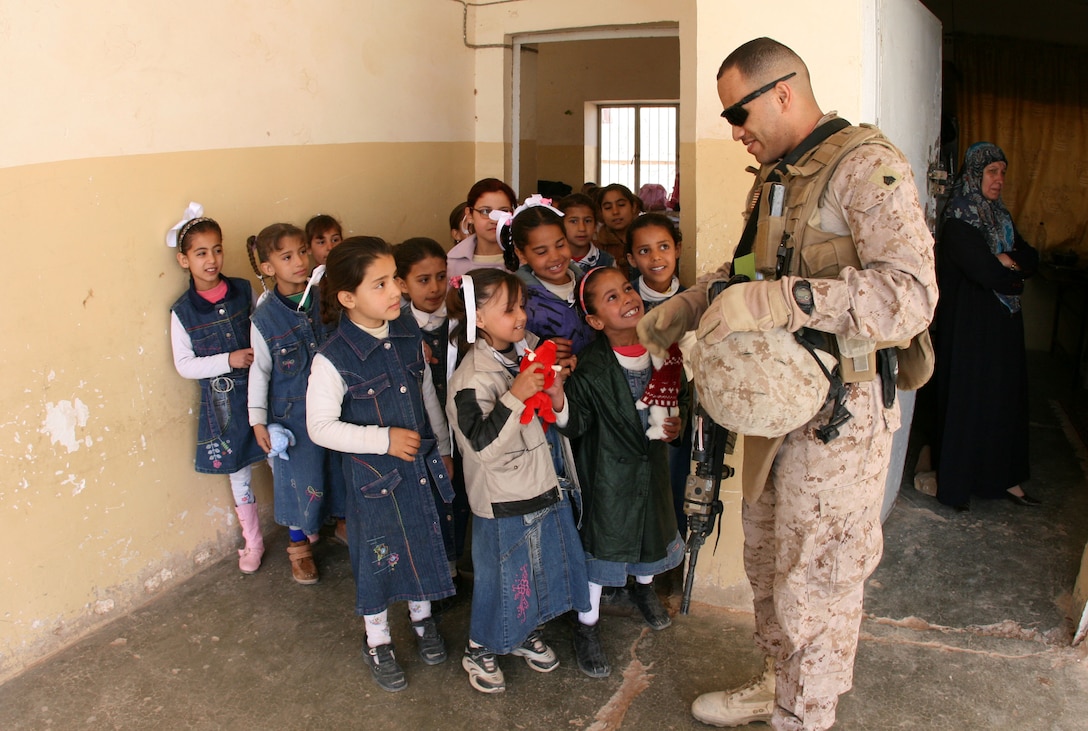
top-left (3, 353), bottom-right (1088, 730)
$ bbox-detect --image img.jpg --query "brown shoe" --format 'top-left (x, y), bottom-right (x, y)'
top-left (287, 540), bottom-right (319, 585)
top-left (332, 518), bottom-right (349, 547)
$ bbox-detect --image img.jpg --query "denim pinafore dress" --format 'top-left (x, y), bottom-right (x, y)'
top-left (171, 277), bottom-right (265, 475)
top-left (251, 289), bottom-right (331, 535)
top-left (319, 312), bottom-right (456, 615)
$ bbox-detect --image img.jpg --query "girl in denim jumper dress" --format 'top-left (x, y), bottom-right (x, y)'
top-left (393, 238), bottom-right (470, 591)
top-left (304, 213), bottom-right (349, 546)
top-left (304, 213), bottom-right (342, 268)
top-left (246, 223), bottom-right (330, 585)
top-left (445, 268), bottom-right (590, 695)
top-left (168, 214), bottom-right (267, 574)
top-left (306, 237), bottom-right (455, 693)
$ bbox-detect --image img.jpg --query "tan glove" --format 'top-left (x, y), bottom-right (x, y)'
top-left (696, 278), bottom-right (810, 346)
top-left (637, 297), bottom-right (695, 359)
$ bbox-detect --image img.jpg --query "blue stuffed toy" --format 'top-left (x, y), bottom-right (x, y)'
top-left (266, 423), bottom-right (296, 460)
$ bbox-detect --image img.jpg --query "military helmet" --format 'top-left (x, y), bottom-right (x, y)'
top-left (690, 328), bottom-right (837, 437)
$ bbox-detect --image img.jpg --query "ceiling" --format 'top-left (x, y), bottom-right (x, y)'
top-left (917, 0), bottom-right (1088, 45)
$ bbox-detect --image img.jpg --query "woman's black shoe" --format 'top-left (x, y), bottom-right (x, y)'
top-left (1006, 490), bottom-right (1042, 507)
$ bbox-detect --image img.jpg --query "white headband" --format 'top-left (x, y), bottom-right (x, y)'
top-left (488, 193), bottom-right (565, 232)
top-left (166, 201), bottom-right (205, 248)
top-left (463, 274), bottom-right (477, 343)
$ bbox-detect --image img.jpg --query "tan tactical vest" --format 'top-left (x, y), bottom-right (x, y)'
top-left (745, 122), bottom-right (933, 389)
top-left (750, 124), bottom-right (888, 279)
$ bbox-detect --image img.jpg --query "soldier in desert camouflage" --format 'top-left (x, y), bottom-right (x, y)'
top-left (638, 37), bottom-right (938, 730)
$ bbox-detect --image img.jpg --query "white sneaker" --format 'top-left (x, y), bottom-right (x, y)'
top-left (691, 656), bottom-right (775, 727)
top-left (462, 645), bottom-right (505, 693)
top-left (511, 629), bottom-right (559, 672)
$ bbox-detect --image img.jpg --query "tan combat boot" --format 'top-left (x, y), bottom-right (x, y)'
top-left (691, 655), bottom-right (775, 727)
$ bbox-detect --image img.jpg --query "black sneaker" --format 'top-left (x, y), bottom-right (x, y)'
top-left (411, 617), bottom-right (448, 665)
top-left (462, 645), bottom-right (505, 693)
top-left (430, 594), bottom-right (458, 616)
top-left (571, 620), bottom-right (611, 678)
top-left (599, 584), bottom-right (638, 617)
top-left (511, 628), bottom-right (559, 672)
top-left (363, 642), bottom-right (407, 692)
top-left (631, 582), bottom-right (672, 630)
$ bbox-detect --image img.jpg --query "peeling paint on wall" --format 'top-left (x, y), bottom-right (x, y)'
top-left (60, 474), bottom-right (86, 496)
top-left (143, 568), bottom-right (175, 593)
top-left (40, 399), bottom-right (90, 453)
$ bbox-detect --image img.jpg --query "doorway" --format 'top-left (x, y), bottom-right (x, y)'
top-left (512, 30), bottom-right (680, 201)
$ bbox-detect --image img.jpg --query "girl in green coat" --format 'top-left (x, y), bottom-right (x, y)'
top-left (556, 266), bottom-right (688, 679)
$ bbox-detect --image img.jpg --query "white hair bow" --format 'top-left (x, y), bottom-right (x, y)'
top-left (166, 202), bottom-right (205, 248)
top-left (298, 264), bottom-right (326, 312)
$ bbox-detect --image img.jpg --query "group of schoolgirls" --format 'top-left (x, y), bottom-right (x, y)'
top-left (166, 175), bottom-right (693, 696)
top-left (443, 179), bottom-right (694, 694)
top-left (168, 211), bottom-right (348, 585)
top-left (169, 210), bottom-right (457, 691)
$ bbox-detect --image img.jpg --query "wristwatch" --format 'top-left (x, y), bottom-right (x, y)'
top-left (792, 279), bottom-right (814, 315)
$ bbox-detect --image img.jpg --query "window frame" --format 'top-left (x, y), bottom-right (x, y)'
top-left (596, 102), bottom-right (679, 193)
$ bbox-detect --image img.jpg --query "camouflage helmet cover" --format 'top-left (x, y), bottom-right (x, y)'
top-left (690, 328), bottom-right (836, 437)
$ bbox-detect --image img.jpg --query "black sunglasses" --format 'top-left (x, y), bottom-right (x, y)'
top-left (720, 72), bottom-right (797, 126)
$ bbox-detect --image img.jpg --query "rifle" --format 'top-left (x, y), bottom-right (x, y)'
top-left (680, 405), bottom-right (735, 614)
top-left (680, 276), bottom-right (740, 615)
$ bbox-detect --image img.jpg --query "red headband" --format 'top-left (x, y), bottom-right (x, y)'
top-left (577, 266), bottom-right (611, 313)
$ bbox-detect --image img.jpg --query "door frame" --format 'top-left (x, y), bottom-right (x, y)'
top-left (510, 26), bottom-right (679, 198)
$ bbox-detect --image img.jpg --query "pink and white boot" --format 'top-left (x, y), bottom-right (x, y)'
top-left (235, 503), bottom-right (265, 574)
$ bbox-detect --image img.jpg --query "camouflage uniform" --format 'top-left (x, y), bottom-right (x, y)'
top-left (678, 115), bottom-right (937, 730)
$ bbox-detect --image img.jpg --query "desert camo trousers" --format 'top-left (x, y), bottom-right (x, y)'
top-left (742, 381), bottom-right (894, 731)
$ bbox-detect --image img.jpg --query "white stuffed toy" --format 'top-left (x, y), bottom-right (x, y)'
top-left (636, 342), bottom-right (683, 440)
top-left (266, 423), bottom-right (296, 460)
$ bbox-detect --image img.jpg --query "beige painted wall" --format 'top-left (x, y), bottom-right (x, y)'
top-left (0, 2), bottom-right (477, 167)
top-left (0, 0), bottom-right (476, 681)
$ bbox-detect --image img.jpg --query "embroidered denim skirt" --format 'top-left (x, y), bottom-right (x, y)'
top-left (469, 498), bottom-right (590, 654)
top-left (345, 449), bottom-right (455, 616)
top-left (194, 373), bottom-right (264, 475)
top-left (584, 532), bottom-right (686, 587)
top-left (269, 402), bottom-right (327, 536)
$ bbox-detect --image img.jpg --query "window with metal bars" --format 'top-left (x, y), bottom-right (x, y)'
top-left (598, 103), bottom-right (678, 194)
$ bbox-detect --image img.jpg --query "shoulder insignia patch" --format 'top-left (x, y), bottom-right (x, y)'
top-left (869, 165), bottom-right (902, 191)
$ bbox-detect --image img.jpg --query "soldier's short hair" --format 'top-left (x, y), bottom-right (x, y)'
top-left (717, 37), bottom-right (806, 82)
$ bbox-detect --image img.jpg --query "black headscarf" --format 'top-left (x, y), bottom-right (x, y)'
top-left (943, 142), bottom-right (1019, 312)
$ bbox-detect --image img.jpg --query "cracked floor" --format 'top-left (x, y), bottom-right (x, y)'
top-left (2, 353), bottom-right (1087, 730)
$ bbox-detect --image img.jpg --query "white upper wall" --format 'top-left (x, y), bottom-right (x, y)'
top-left (0, 1), bottom-right (476, 169)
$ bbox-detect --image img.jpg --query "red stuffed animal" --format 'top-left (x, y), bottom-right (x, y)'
top-left (519, 339), bottom-right (559, 430)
